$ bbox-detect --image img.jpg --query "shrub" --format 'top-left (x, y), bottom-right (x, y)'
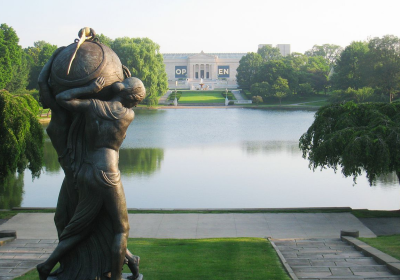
top-left (252, 95), bottom-right (263, 104)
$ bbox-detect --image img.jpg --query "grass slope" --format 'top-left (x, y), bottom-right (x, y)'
top-left (359, 235), bottom-right (400, 260)
top-left (15, 238), bottom-right (290, 280)
top-left (178, 91), bottom-right (226, 104)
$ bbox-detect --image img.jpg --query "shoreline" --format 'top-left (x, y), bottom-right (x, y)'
top-left (38, 105), bottom-right (320, 123)
top-left (137, 105), bottom-right (320, 111)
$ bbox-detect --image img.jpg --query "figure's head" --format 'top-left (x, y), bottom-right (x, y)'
top-left (112, 77), bottom-right (146, 108)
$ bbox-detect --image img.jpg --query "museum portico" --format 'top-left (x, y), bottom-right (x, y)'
top-left (163, 51), bottom-right (246, 89)
top-left (163, 44), bottom-right (291, 89)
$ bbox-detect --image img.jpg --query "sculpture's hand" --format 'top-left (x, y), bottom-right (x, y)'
top-left (91, 77), bottom-right (105, 93)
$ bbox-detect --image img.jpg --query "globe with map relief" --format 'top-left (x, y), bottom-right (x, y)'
top-left (49, 40), bottom-right (127, 100)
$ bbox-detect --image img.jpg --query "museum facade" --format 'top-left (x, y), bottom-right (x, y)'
top-left (163, 44), bottom-right (290, 89)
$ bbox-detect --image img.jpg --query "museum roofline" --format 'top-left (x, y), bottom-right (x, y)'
top-left (163, 53), bottom-right (247, 59)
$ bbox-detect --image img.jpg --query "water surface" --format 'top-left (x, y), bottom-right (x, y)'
top-left (4, 108), bottom-right (399, 210)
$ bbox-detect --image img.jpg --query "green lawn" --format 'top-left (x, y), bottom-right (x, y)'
top-left (15, 238), bottom-right (290, 280)
top-left (178, 91), bottom-right (226, 104)
top-left (359, 235), bottom-right (400, 260)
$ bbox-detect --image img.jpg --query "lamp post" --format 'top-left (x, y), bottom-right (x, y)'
top-left (225, 88), bottom-right (229, 106)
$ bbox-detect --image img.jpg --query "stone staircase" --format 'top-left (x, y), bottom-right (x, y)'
top-left (270, 238), bottom-right (400, 280)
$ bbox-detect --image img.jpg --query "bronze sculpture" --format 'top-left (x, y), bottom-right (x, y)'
top-left (37, 28), bottom-right (145, 280)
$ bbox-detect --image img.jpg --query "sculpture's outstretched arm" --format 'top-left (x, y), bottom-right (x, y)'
top-left (56, 77), bottom-right (105, 112)
top-left (38, 47), bottom-right (65, 110)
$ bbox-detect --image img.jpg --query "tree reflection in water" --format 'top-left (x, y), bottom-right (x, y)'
top-left (119, 148), bottom-right (164, 176)
top-left (43, 140), bottom-right (61, 174)
top-left (0, 172), bottom-right (24, 209)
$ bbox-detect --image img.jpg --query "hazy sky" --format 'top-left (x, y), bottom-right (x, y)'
top-left (2, 0), bottom-right (399, 54)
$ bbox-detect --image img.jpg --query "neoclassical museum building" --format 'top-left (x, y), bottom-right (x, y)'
top-left (163, 44), bottom-right (290, 89)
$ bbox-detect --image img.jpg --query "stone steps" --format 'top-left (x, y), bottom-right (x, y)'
top-left (270, 238), bottom-right (400, 280)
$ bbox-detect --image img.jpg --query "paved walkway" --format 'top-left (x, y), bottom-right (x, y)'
top-left (0, 239), bottom-right (56, 280)
top-left (271, 238), bottom-right (400, 280)
top-left (0, 213), bottom-right (389, 279)
top-left (158, 90), bottom-right (172, 105)
top-left (359, 218), bottom-right (400, 236)
top-left (231, 90), bottom-right (245, 101)
top-left (0, 213), bottom-right (376, 240)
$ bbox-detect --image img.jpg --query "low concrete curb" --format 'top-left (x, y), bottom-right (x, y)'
top-left (342, 236), bottom-right (400, 275)
top-left (0, 236), bottom-right (15, 246)
top-left (268, 237), bottom-right (299, 280)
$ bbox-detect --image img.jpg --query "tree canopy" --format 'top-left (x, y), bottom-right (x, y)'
top-left (331, 35), bottom-right (400, 103)
top-left (99, 35), bottom-right (168, 104)
top-left (25, 40), bottom-right (57, 90)
top-left (299, 102), bottom-right (400, 185)
top-left (0, 24), bottom-right (22, 90)
top-left (0, 90), bottom-right (44, 178)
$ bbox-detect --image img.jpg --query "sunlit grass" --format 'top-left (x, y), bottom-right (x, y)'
top-left (15, 238), bottom-right (290, 280)
top-left (359, 235), bottom-right (400, 260)
top-left (178, 91), bottom-right (226, 103)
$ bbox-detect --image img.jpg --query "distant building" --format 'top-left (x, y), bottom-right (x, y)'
top-left (163, 45), bottom-right (291, 89)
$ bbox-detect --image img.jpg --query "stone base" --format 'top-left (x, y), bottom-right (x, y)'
top-left (47, 273), bottom-right (143, 280)
top-left (0, 230), bottom-right (16, 238)
top-left (122, 273), bottom-right (143, 280)
top-left (340, 229), bottom-right (359, 238)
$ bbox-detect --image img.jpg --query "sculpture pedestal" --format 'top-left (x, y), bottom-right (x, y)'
top-left (122, 273), bottom-right (143, 280)
top-left (47, 273), bottom-right (143, 280)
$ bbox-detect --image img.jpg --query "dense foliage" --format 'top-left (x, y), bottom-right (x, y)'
top-left (25, 40), bottom-right (57, 90)
top-left (0, 90), bottom-right (44, 178)
top-left (299, 102), bottom-right (400, 185)
top-left (237, 45), bottom-right (334, 103)
top-left (0, 172), bottom-right (23, 209)
top-left (0, 24), bottom-right (22, 90)
top-left (99, 35), bottom-right (168, 105)
top-left (331, 35), bottom-right (400, 103)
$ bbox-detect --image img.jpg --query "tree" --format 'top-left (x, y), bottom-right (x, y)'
top-left (257, 45), bottom-right (282, 62)
top-left (0, 24), bottom-right (22, 89)
top-left (6, 51), bottom-right (30, 93)
top-left (331, 41), bottom-right (369, 90)
top-left (250, 82), bottom-right (270, 98)
top-left (236, 52), bottom-right (263, 89)
top-left (25, 41), bottom-right (57, 90)
top-left (272, 77), bottom-right (289, 105)
top-left (305, 44), bottom-right (343, 66)
top-left (299, 102), bottom-right (400, 185)
top-left (367, 35), bottom-right (400, 102)
top-left (110, 37), bottom-right (168, 100)
top-left (297, 83), bottom-right (314, 96)
top-left (0, 90), bottom-right (44, 178)
top-left (302, 56), bottom-right (330, 93)
top-left (252, 95), bottom-right (263, 105)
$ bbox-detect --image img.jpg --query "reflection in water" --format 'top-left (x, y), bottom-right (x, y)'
top-left (43, 140), bottom-right (61, 174)
top-left (119, 148), bottom-right (164, 176)
top-left (243, 141), bottom-right (301, 156)
top-left (15, 109), bottom-right (400, 209)
top-left (376, 172), bottom-right (399, 186)
top-left (0, 172), bottom-right (24, 209)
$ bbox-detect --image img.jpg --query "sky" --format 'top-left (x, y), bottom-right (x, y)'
top-left (1, 0), bottom-right (399, 54)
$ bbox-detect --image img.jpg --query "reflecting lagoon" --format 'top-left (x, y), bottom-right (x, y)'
top-left (3, 108), bottom-right (400, 210)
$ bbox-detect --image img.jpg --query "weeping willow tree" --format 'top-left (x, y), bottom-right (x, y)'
top-left (0, 90), bottom-right (44, 178)
top-left (299, 102), bottom-right (400, 185)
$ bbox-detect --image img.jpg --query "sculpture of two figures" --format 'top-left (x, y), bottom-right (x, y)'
top-left (37, 28), bottom-right (145, 280)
